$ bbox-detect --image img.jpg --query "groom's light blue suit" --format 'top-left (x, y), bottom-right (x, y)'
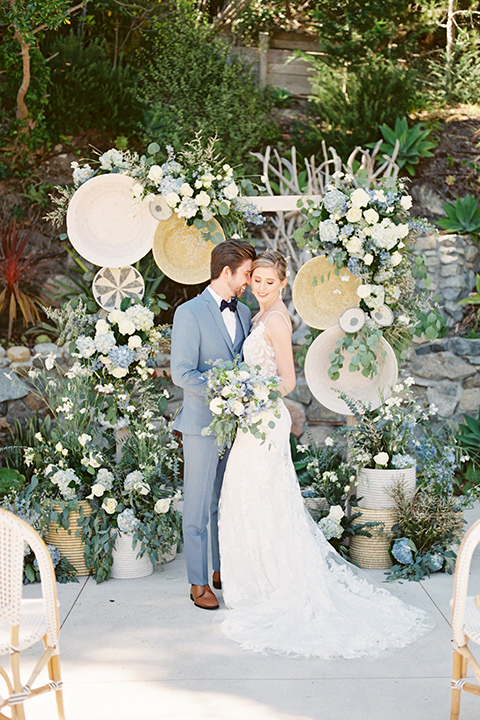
top-left (170, 287), bottom-right (251, 586)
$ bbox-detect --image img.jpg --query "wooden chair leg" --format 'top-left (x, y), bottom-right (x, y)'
top-left (451, 650), bottom-right (465, 720)
top-left (47, 654), bottom-right (66, 720)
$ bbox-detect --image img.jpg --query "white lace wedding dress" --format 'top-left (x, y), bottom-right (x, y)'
top-left (218, 316), bottom-right (434, 659)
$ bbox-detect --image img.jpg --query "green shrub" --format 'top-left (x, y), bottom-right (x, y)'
top-left (424, 36), bottom-right (480, 106)
top-left (134, 13), bottom-right (276, 170)
top-left (437, 195), bottom-right (480, 239)
top-left (43, 32), bottom-right (139, 135)
top-left (294, 56), bottom-right (417, 159)
top-left (372, 116), bottom-right (437, 176)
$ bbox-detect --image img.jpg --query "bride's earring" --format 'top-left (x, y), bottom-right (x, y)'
top-left (279, 287), bottom-right (284, 300)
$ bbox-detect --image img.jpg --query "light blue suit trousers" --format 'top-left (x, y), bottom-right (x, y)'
top-left (170, 288), bottom-right (251, 586)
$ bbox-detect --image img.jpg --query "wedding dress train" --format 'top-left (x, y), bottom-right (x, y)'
top-left (218, 316), bottom-right (433, 658)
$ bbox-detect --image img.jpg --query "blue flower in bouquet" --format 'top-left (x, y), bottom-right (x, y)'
top-left (392, 537), bottom-right (414, 565)
top-left (35, 545), bottom-right (61, 570)
top-left (117, 508), bottom-right (139, 535)
top-left (391, 454), bottom-right (416, 469)
top-left (108, 346), bottom-right (136, 369)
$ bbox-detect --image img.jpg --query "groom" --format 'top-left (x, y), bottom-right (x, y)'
top-left (170, 239), bottom-right (256, 609)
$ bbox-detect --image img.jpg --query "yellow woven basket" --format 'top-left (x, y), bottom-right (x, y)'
top-left (46, 500), bottom-right (92, 576)
top-left (349, 507), bottom-right (398, 570)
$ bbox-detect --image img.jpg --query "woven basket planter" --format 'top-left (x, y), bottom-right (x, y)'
top-left (349, 507), bottom-right (398, 570)
top-left (159, 543), bottom-right (178, 565)
top-left (304, 497), bottom-right (329, 521)
top-left (46, 500), bottom-right (92, 576)
top-left (111, 532), bottom-right (154, 579)
top-left (356, 467), bottom-right (416, 510)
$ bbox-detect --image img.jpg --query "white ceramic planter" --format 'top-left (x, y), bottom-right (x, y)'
top-left (356, 466), bottom-right (416, 509)
top-left (111, 532), bottom-right (153, 579)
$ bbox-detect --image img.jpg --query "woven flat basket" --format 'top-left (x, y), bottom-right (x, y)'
top-left (304, 497), bottom-right (329, 521)
top-left (349, 507), bottom-right (398, 570)
top-left (46, 500), bottom-right (92, 576)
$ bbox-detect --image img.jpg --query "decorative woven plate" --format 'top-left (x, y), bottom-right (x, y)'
top-left (149, 195), bottom-right (173, 221)
top-left (92, 266), bottom-right (145, 310)
top-left (152, 214), bottom-right (224, 284)
top-left (304, 326), bottom-right (398, 415)
top-left (292, 256), bottom-right (362, 329)
top-left (66, 174), bottom-right (157, 267)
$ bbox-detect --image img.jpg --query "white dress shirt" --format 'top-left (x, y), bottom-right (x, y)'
top-left (208, 286), bottom-right (238, 343)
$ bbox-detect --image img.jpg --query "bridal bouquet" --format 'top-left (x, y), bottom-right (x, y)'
top-left (202, 356), bottom-right (282, 449)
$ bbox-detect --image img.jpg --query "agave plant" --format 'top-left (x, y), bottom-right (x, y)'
top-left (437, 195), bottom-right (480, 239)
top-left (374, 116), bottom-right (437, 176)
top-left (456, 408), bottom-right (480, 466)
top-left (0, 218), bottom-right (57, 339)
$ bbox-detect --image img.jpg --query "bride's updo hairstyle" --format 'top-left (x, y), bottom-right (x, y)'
top-left (252, 250), bottom-right (287, 282)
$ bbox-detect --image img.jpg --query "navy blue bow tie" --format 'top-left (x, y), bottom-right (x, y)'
top-left (220, 298), bottom-right (238, 313)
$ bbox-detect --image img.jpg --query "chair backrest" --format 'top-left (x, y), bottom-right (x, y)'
top-left (0, 509), bottom-right (60, 649)
top-left (451, 518), bottom-right (480, 647)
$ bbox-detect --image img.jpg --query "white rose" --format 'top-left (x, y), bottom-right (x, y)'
top-left (221, 385), bottom-right (234, 397)
top-left (363, 208), bottom-right (379, 225)
top-left (102, 498), bottom-right (118, 514)
top-left (357, 284), bottom-right (372, 299)
top-left (138, 483), bottom-right (150, 496)
top-left (195, 190), bottom-right (211, 208)
top-left (117, 319), bottom-right (136, 335)
top-left (390, 251), bottom-right (402, 267)
top-left (155, 498), bottom-right (171, 514)
top-left (78, 433), bottom-right (91, 447)
top-left (148, 165), bottom-right (163, 183)
top-left (165, 192), bottom-right (180, 207)
top-left (363, 253), bottom-right (374, 265)
top-left (345, 236), bottom-right (363, 254)
top-left (110, 367), bottom-right (129, 378)
top-left (346, 206), bottom-right (362, 223)
top-left (329, 505), bottom-right (345, 522)
top-left (209, 398), bottom-right (224, 415)
top-left (400, 195), bottom-right (413, 210)
top-left (395, 223), bottom-right (409, 239)
top-left (373, 452), bottom-right (389, 466)
top-left (350, 188), bottom-right (370, 207)
top-left (95, 319), bottom-right (110, 334)
top-left (179, 183), bottom-right (194, 197)
top-left (223, 181), bottom-right (239, 199)
top-left (108, 309), bottom-right (125, 324)
top-left (232, 400), bottom-right (244, 416)
top-left (88, 452), bottom-right (101, 468)
top-left (255, 387), bottom-right (269, 402)
top-left (238, 370), bottom-right (250, 382)
top-left (128, 335), bottom-right (142, 349)
top-left (90, 483), bottom-right (106, 498)
top-left (324, 437), bottom-right (334, 447)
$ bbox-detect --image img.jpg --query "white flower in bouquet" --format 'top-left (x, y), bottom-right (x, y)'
top-left (166, 191), bottom-right (180, 207)
top-left (76, 335), bottom-right (96, 358)
top-left (364, 208), bottom-right (379, 225)
top-left (195, 190), bottom-right (211, 207)
top-left (94, 331), bottom-right (116, 354)
top-left (78, 433), bottom-right (92, 447)
top-left (374, 452), bottom-right (390, 466)
top-left (117, 318), bottom-right (136, 335)
top-left (124, 304), bottom-right (155, 332)
top-left (154, 498), bottom-right (171, 514)
top-left (95, 318), bottom-right (110, 334)
top-left (346, 206), bottom-right (362, 223)
top-left (102, 498), bottom-right (118, 514)
top-left (210, 398), bottom-right (224, 415)
top-left (128, 335), bottom-right (142, 350)
top-left (400, 195), bottom-right (413, 210)
top-left (350, 188), bottom-right (370, 207)
top-left (179, 182), bottom-right (194, 197)
top-left (89, 483), bottom-right (107, 498)
top-left (97, 468), bottom-right (115, 490)
top-left (99, 148), bottom-right (125, 171)
top-left (223, 181), bottom-right (239, 199)
top-left (329, 505), bottom-right (345, 522)
top-left (148, 164), bottom-right (163, 183)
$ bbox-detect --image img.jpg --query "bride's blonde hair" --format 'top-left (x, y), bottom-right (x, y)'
top-left (252, 250), bottom-right (287, 282)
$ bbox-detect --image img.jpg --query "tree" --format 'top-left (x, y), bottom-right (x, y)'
top-left (1, 0), bottom-right (84, 121)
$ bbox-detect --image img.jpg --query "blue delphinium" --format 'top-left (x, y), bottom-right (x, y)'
top-left (391, 454), bottom-right (416, 469)
top-left (391, 537), bottom-right (414, 565)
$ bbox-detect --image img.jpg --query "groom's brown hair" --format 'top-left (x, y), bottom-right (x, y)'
top-left (210, 238), bottom-right (256, 279)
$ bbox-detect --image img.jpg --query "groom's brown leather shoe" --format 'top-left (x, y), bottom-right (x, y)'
top-left (190, 584), bottom-right (219, 610)
top-left (212, 571), bottom-right (222, 590)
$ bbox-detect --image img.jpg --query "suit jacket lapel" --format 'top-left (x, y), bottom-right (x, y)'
top-left (201, 288), bottom-right (234, 354)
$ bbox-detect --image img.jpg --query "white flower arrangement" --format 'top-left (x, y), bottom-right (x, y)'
top-left (201, 356), bottom-right (282, 450)
top-left (47, 135), bottom-right (264, 242)
top-left (293, 174), bottom-right (440, 378)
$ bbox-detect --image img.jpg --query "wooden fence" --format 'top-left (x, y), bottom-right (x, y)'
top-left (225, 30), bottom-right (323, 97)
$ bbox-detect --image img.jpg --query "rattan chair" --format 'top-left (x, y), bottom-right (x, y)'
top-left (450, 518), bottom-right (480, 720)
top-left (0, 508), bottom-right (65, 719)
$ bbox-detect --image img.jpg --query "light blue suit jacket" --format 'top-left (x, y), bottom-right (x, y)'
top-left (170, 288), bottom-right (251, 435)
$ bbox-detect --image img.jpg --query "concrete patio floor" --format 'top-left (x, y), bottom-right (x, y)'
top-left (15, 503), bottom-right (480, 720)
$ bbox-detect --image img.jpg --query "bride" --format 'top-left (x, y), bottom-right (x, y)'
top-left (218, 250), bottom-right (433, 659)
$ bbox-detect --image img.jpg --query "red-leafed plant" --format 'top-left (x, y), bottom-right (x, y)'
top-left (0, 218), bottom-right (56, 340)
